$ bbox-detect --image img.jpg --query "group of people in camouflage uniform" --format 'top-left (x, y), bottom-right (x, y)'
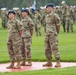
top-left (6, 9), bottom-right (34, 69)
top-left (1, 1), bottom-right (76, 32)
top-left (0, 8), bottom-right (8, 29)
top-left (60, 1), bottom-right (75, 32)
top-left (0, 1), bottom-right (76, 69)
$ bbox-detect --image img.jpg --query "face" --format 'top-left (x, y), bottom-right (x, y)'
top-left (2, 10), bottom-right (6, 13)
top-left (62, 3), bottom-right (65, 6)
top-left (34, 10), bottom-right (38, 14)
top-left (22, 12), bottom-right (27, 18)
top-left (46, 7), bottom-right (53, 13)
top-left (8, 13), bottom-right (15, 19)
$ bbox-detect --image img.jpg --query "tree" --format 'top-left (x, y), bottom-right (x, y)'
top-left (0, 0), bottom-right (75, 9)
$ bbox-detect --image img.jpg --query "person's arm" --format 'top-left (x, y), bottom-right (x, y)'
top-left (19, 30), bottom-right (22, 37)
top-left (29, 19), bottom-right (34, 37)
top-left (30, 28), bottom-right (34, 36)
top-left (54, 14), bottom-right (61, 34)
top-left (56, 25), bottom-right (60, 34)
top-left (16, 20), bottom-right (22, 37)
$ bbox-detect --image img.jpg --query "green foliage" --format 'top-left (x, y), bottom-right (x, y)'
top-left (0, 0), bottom-right (76, 9)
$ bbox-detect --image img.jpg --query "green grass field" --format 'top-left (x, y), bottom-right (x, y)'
top-left (0, 19), bottom-right (76, 75)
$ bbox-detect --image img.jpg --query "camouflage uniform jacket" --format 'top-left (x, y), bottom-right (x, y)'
top-left (67, 8), bottom-right (75, 20)
top-left (1, 11), bottom-right (8, 20)
top-left (45, 11), bottom-right (60, 35)
top-left (7, 19), bottom-right (22, 38)
top-left (61, 5), bottom-right (68, 19)
top-left (34, 13), bottom-right (41, 24)
top-left (21, 17), bottom-right (34, 38)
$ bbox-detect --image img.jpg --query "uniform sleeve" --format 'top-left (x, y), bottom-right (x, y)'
top-left (16, 20), bottom-right (22, 31)
top-left (6, 20), bottom-right (9, 29)
top-left (29, 18), bottom-right (34, 30)
top-left (54, 13), bottom-right (61, 26)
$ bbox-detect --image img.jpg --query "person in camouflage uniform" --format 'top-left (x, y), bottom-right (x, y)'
top-left (29, 8), bottom-right (35, 21)
top-left (20, 9), bottom-right (34, 66)
top-left (15, 9), bottom-right (22, 21)
top-left (55, 6), bottom-right (62, 20)
top-left (74, 6), bottom-right (76, 23)
top-left (6, 10), bottom-right (22, 69)
top-left (43, 3), bottom-right (61, 67)
top-left (40, 8), bottom-right (47, 32)
top-left (1, 8), bottom-right (8, 29)
top-left (34, 9), bottom-right (42, 36)
top-left (13, 8), bottom-right (22, 20)
top-left (66, 5), bottom-right (74, 32)
top-left (61, 1), bottom-right (68, 32)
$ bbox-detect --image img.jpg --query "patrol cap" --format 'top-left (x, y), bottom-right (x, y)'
top-left (8, 10), bottom-right (15, 15)
top-left (61, 1), bottom-right (66, 4)
top-left (46, 3), bottom-right (55, 8)
top-left (21, 8), bottom-right (29, 14)
top-left (1, 7), bottom-right (7, 11)
top-left (13, 7), bottom-right (19, 10)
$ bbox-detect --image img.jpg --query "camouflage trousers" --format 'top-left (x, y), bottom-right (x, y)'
top-left (45, 33), bottom-right (60, 61)
top-left (66, 19), bottom-right (73, 32)
top-left (35, 23), bottom-right (41, 36)
top-left (2, 20), bottom-right (7, 29)
top-left (41, 20), bottom-right (46, 32)
top-left (21, 37), bottom-right (32, 60)
top-left (7, 34), bottom-right (22, 62)
top-left (62, 18), bottom-right (67, 32)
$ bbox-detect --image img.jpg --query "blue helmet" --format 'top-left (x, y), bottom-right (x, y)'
top-left (8, 10), bottom-right (15, 15)
top-left (21, 8), bottom-right (29, 15)
top-left (46, 3), bottom-right (55, 8)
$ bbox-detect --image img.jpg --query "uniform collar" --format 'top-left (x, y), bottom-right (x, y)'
top-left (48, 10), bottom-right (54, 16)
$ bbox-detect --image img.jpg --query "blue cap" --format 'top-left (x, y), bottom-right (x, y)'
top-left (8, 10), bottom-right (15, 15)
top-left (46, 3), bottom-right (55, 8)
top-left (21, 8), bottom-right (29, 14)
